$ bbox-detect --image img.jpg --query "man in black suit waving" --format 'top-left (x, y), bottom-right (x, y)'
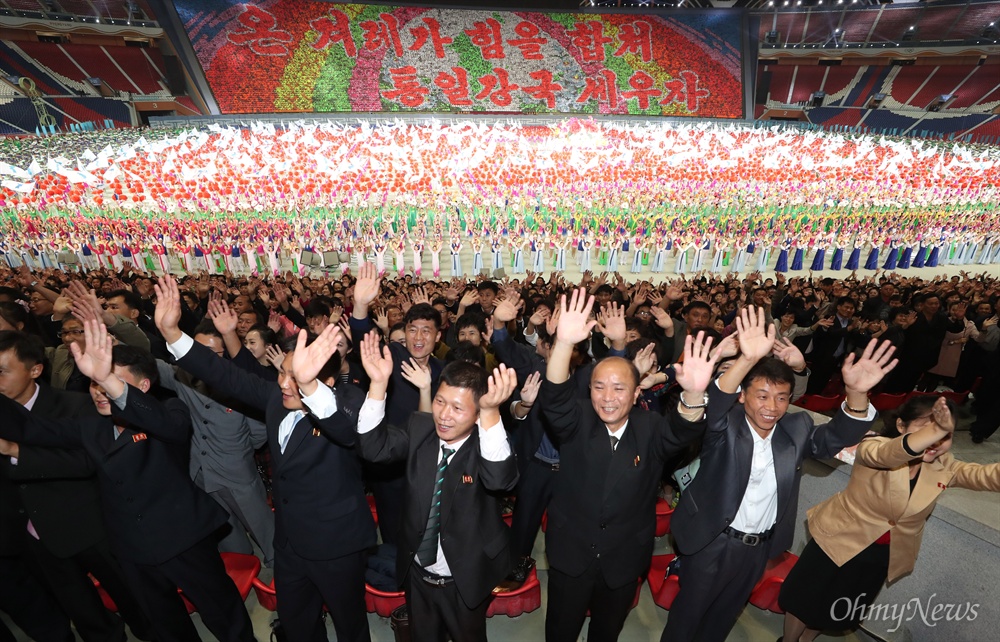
top-left (0, 320), bottom-right (254, 642)
top-left (356, 332), bottom-right (519, 642)
top-left (154, 275), bottom-right (375, 642)
top-left (662, 307), bottom-right (897, 642)
top-left (541, 288), bottom-right (718, 642)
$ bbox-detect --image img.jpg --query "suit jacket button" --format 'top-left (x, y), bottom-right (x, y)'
top-left (203, 420), bottom-right (209, 425)
top-left (888, 520), bottom-right (896, 526)
top-left (282, 499), bottom-right (288, 505)
top-left (201, 451), bottom-right (207, 455)
top-left (205, 404), bottom-right (211, 409)
top-left (202, 435), bottom-right (208, 439)
top-left (600, 522), bottom-right (607, 529)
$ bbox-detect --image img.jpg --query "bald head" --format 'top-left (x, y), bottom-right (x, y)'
top-left (590, 357), bottom-right (642, 431)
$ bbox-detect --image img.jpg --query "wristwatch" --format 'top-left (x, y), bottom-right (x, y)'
top-left (679, 391), bottom-right (709, 409)
top-left (30, 280), bottom-right (38, 288)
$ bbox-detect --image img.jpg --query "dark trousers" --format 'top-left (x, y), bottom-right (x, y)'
top-left (660, 532), bottom-right (771, 642)
top-left (369, 467), bottom-right (405, 547)
top-left (25, 534), bottom-right (151, 641)
top-left (274, 542), bottom-right (370, 642)
top-left (119, 535), bottom-right (254, 642)
top-left (405, 564), bottom-right (489, 642)
top-left (509, 458), bottom-right (557, 559)
top-left (545, 559), bottom-right (639, 642)
top-left (0, 554), bottom-right (74, 642)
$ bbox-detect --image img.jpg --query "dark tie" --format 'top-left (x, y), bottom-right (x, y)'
top-left (416, 445), bottom-right (455, 567)
top-left (610, 435), bottom-right (619, 453)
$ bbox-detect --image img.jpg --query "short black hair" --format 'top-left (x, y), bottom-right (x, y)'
top-left (246, 325), bottom-right (278, 345)
top-left (683, 301), bottom-right (711, 315)
top-left (595, 284), bottom-right (614, 296)
top-left (477, 281), bottom-right (499, 294)
top-left (879, 395), bottom-right (957, 438)
top-left (0, 302), bottom-right (29, 331)
top-left (835, 296), bottom-right (857, 309)
top-left (455, 313), bottom-right (486, 334)
top-left (741, 357), bottom-right (794, 393)
top-left (404, 303), bottom-right (441, 330)
top-left (304, 299), bottom-right (331, 319)
top-left (439, 360), bottom-right (489, 402)
top-left (112, 345), bottom-right (158, 385)
top-left (106, 289), bottom-right (143, 312)
top-left (446, 341), bottom-right (486, 369)
top-left (0, 330), bottom-right (45, 368)
top-left (193, 319), bottom-right (222, 339)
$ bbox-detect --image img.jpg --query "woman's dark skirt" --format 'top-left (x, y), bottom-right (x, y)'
top-left (779, 538), bottom-right (890, 631)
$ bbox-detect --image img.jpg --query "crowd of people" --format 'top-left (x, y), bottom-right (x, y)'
top-left (0, 257), bottom-right (997, 642)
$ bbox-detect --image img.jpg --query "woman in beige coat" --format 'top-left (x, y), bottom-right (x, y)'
top-left (778, 395), bottom-right (1000, 641)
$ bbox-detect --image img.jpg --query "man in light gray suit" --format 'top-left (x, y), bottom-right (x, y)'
top-left (157, 319), bottom-right (274, 566)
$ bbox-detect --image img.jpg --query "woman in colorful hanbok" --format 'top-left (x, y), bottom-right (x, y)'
top-left (790, 237), bottom-right (805, 271)
top-left (864, 237), bottom-right (880, 270)
top-left (579, 237), bottom-right (593, 273)
top-left (774, 236), bottom-right (791, 273)
top-left (530, 235), bottom-right (544, 273)
top-left (450, 236), bottom-right (463, 278)
top-left (692, 236), bottom-right (709, 271)
top-left (882, 236), bottom-right (899, 271)
top-left (608, 235), bottom-right (622, 272)
top-left (631, 237), bottom-right (645, 274)
top-left (472, 238), bottom-right (484, 275)
top-left (430, 239), bottom-right (442, 278)
top-left (710, 238), bottom-right (727, 273)
top-left (491, 236), bottom-right (504, 272)
top-left (810, 235), bottom-right (827, 271)
top-left (512, 237), bottom-right (526, 274)
top-left (652, 236), bottom-right (668, 274)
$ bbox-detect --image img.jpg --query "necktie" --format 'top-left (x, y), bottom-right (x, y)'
top-left (416, 445), bottom-right (455, 567)
top-left (610, 435), bottom-right (619, 452)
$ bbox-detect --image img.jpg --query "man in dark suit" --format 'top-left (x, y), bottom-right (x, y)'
top-left (804, 296), bottom-right (869, 394)
top-left (154, 275), bottom-right (374, 642)
top-left (540, 288), bottom-right (717, 642)
top-left (662, 307), bottom-right (897, 642)
top-left (349, 263), bottom-right (445, 546)
top-left (0, 331), bottom-right (151, 641)
top-left (0, 322), bottom-right (254, 642)
top-left (355, 332), bottom-right (519, 642)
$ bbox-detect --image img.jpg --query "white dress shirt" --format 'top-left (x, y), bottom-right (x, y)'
top-left (357, 394), bottom-right (511, 576)
top-left (731, 418), bottom-right (779, 534)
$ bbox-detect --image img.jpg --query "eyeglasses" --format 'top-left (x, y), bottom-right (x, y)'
top-left (57, 329), bottom-right (85, 338)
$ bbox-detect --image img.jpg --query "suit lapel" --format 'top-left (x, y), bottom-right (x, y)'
top-left (280, 412), bottom-right (312, 459)
top-left (731, 406), bottom-right (753, 494)
top-left (900, 459), bottom-right (948, 520)
top-left (441, 433), bottom-right (476, 529)
top-left (602, 413), bottom-right (638, 503)
top-left (104, 427), bottom-right (134, 457)
top-left (771, 421), bottom-right (797, 522)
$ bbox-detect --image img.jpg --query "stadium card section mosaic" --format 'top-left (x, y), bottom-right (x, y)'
top-left (173, 1), bottom-right (743, 118)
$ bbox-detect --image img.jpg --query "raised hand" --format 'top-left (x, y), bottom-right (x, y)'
top-left (493, 291), bottom-right (521, 324)
top-left (400, 358), bottom-right (432, 392)
top-left (69, 319), bottom-right (113, 384)
top-left (841, 338), bottom-right (897, 394)
top-left (479, 364), bottom-right (518, 411)
top-left (674, 331), bottom-right (719, 395)
top-left (595, 301), bottom-right (626, 346)
top-left (290, 324), bottom-right (342, 395)
top-left (555, 288), bottom-right (596, 346)
top-left (353, 262), bottom-right (382, 310)
top-left (772, 337), bottom-right (806, 372)
top-left (734, 306), bottom-right (775, 362)
top-left (632, 342), bottom-right (657, 377)
top-left (519, 371), bottom-right (542, 406)
top-left (528, 306), bottom-right (550, 328)
top-left (207, 297), bottom-right (238, 336)
top-left (359, 332), bottom-right (394, 387)
top-left (264, 344), bottom-right (285, 370)
top-left (153, 274), bottom-right (183, 343)
top-left (649, 306), bottom-right (674, 332)
top-left (930, 396), bottom-right (956, 433)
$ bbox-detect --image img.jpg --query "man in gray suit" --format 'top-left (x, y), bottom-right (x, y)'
top-left (662, 306), bottom-right (897, 642)
top-left (157, 319), bottom-right (274, 566)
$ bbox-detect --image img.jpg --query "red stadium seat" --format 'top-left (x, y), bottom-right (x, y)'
top-left (748, 551), bottom-right (799, 614)
top-left (871, 392), bottom-right (909, 412)
top-left (647, 553), bottom-right (681, 610)
top-left (488, 567), bottom-right (542, 617)
top-left (655, 498), bottom-right (674, 537)
top-left (365, 584), bottom-right (406, 617)
top-left (907, 389), bottom-right (971, 406)
top-left (793, 394), bottom-right (845, 413)
top-left (252, 576), bottom-right (278, 612)
top-left (94, 552), bottom-right (261, 614)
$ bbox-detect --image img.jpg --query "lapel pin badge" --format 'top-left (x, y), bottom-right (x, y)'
top-left (462, 474), bottom-right (473, 484)
top-left (634, 455), bottom-right (640, 467)
top-left (312, 428), bottom-right (322, 437)
top-left (132, 433), bottom-right (147, 443)
top-left (937, 482), bottom-right (947, 490)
